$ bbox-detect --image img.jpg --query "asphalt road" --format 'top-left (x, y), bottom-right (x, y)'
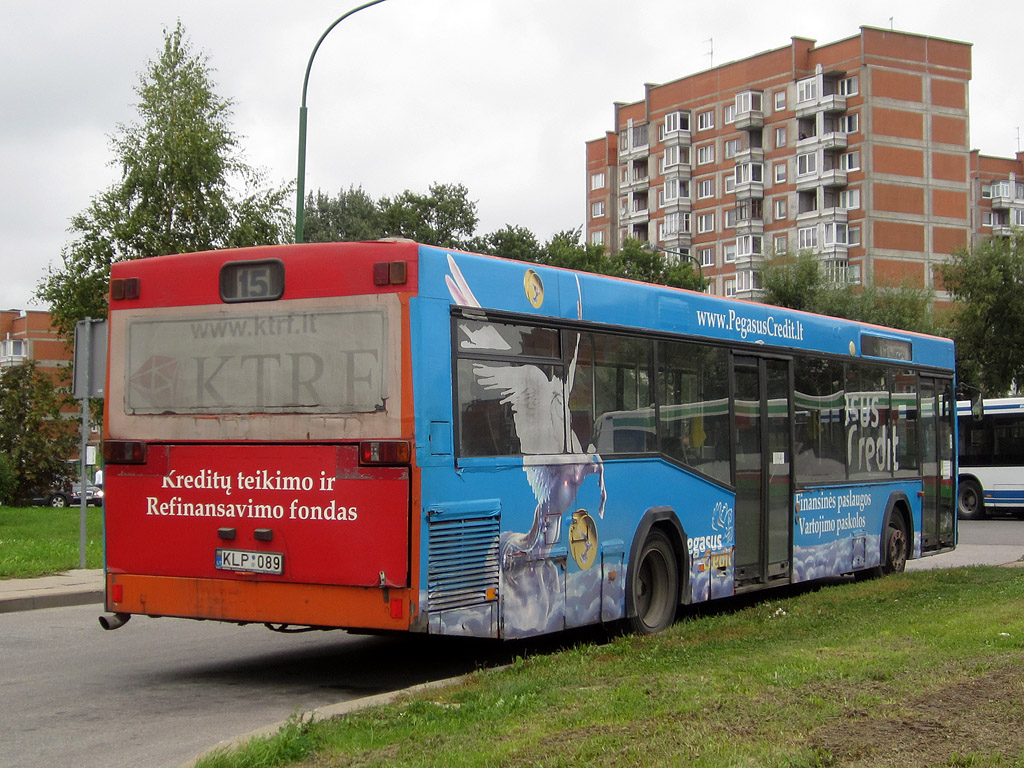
top-left (0, 605), bottom-right (517, 768)
top-left (2, 518), bottom-right (1020, 768)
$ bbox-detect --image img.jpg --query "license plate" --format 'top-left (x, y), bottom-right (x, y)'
top-left (215, 548), bottom-right (284, 575)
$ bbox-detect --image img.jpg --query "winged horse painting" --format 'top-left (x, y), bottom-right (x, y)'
top-left (446, 255), bottom-right (607, 634)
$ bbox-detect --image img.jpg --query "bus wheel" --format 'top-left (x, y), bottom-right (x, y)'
top-left (882, 514), bottom-right (908, 575)
top-left (957, 479), bottom-right (986, 520)
top-left (628, 530), bottom-right (679, 635)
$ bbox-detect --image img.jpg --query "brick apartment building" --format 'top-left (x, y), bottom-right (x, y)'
top-left (0, 309), bottom-right (71, 378)
top-left (585, 26), bottom-right (1023, 300)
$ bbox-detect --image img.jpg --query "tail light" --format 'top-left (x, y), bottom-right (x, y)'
top-left (359, 440), bottom-right (411, 466)
top-left (103, 440), bottom-right (147, 464)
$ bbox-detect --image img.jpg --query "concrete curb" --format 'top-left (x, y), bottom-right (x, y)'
top-left (179, 672), bottom-right (480, 768)
top-left (0, 569), bottom-right (104, 614)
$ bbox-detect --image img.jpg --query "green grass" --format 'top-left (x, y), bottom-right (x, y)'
top-left (0, 505), bottom-right (103, 578)
top-left (196, 567), bottom-right (1024, 768)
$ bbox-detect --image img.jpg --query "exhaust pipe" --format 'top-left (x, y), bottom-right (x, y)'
top-left (98, 613), bottom-right (132, 631)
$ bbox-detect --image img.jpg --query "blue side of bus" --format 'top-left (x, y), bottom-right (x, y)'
top-left (409, 245), bottom-right (955, 638)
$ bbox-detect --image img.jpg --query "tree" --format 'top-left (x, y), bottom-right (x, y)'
top-left (470, 225), bottom-right (544, 264)
top-left (759, 250), bottom-right (935, 335)
top-left (939, 231), bottom-right (1024, 395)
top-left (37, 22), bottom-right (291, 339)
top-left (0, 362), bottom-right (78, 505)
top-left (379, 183), bottom-right (479, 249)
top-left (610, 239), bottom-right (704, 291)
top-left (303, 186), bottom-right (384, 243)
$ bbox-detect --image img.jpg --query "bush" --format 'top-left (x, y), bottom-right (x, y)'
top-left (0, 453), bottom-right (16, 506)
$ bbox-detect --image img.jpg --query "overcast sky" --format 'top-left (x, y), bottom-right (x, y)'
top-left (2, 0), bottom-right (1021, 311)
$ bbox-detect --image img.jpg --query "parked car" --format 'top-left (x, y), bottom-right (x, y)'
top-left (30, 482), bottom-right (103, 508)
top-left (72, 482), bottom-right (104, 507)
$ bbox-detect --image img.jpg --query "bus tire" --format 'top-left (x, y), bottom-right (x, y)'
top-left (881, 513), bottom-right (908, 575)
top-left (628, 529), bottom-right (679, 635)
top-left (957, 478), bottom-right (986, 520)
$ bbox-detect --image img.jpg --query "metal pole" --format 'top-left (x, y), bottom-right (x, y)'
top-left (295, 0), bottom-right (390, 243)
top-left (78, 319), bottom-right (91, 570)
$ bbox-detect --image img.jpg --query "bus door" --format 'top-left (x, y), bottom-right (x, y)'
top-left (921, 377), bottom-right (956, 550)
top-left (732, 355), bottom-right (793, 588)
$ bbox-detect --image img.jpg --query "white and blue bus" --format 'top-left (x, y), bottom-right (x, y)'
top-left (957, 397), bottom-right (1024, 520)
top-left (102, 242), bottom-right (957, 638)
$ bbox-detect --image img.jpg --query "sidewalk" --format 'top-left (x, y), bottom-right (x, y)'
top-left (0, 569), bottom-right (104, 613)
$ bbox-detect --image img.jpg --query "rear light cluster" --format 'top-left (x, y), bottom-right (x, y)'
top-left (103, 440), bottom-right (147, 465)
top-left (110, 277), bottom-right (140, 300)
top-left (372, 261), bottom-right (408, 286)
top-left (359, 440), bottom-right (411, 466)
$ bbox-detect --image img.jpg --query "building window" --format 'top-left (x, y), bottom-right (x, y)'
top-left (724, 103), bottom-right (736, 124)
top-left (724, 138), bottom-right (742, 159)
top-left (697, 110), bottom-right (715, 131)
top-left (697, 212), bottom-right (715, 234)
top-left (699, 246), bottom-right (715, 267)
top-left (774, 90), bottom-right (787, 112)
top-left (697, 144), bottom-right (715, 165)
top-left (735, 269), bottom-right (762, 293)
top-left (775, 126), bottom-right (787, 148)
top-left (839, 188), bottom-right (861, 209)
top-left (665, 111), bottom-right (690, 134)
top-left (724, 242), bottom-right (737, 263)
top-left (591, 172), bottom-right (606, 190)
top-left (735, 163), bottom-right (763, 185)
top-left (839, 75), bottom-right (860, 96)
top-left (1013, 209), bottom-right (1024, 227)
top-left (774, 233), bottom-right (788, 253)
top-left (774, 162), bottom-right (787, 184)
top-left (724, 208), bottom-right (736, 228)
top-left (824, 222), bottom-right (848, 245)
top-left (981, 183), bottom-right (993, 199)
top-left (774, 198), bottom-right (787, 220)
top-left (849, 226), bottom-right (861, 246)
top-left (591, 230), bottom-right (605, 246)
top-left (737, 235), bottom-right (763, 258)
top-left (697, 177), bottom-right (715, 199)
top-left (798, 225), bottom-right (818, 250)
top-left (839, 113), bottom-right (859, 134)
top-left (724, 173), bottom-right (736, 193)
top-left (661, 212), bottom-right (691, 238)
top-left (663, 177), bottom-right (689, 202)
top-left (724, 278), bottom-right (737, 297)
top-left (1, 338), bottom-right (26, 361)
top-left (632, 124), bottom-right (649, 148)
top-left (797, 77), bottom-right (817, 103)
top-left (840, 151), bottom-right (860, 171)
top-left (796, 152), bottom-right (817, 176)
top-left (736, 91), bottom-right (762, 114)
top-left (591, 201), bottom-right (605, 218)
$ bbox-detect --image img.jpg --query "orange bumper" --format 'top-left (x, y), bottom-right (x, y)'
top-left (106, 573), bottom-right (415, 631)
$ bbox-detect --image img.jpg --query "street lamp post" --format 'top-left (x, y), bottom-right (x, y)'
top-left (644, 243), bottom-right (706, 289)
top-left (295, 0), bottom-right (389, 244)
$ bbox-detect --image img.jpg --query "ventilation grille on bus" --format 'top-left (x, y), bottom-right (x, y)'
top-left (427, 501), bottom-right (500, 613)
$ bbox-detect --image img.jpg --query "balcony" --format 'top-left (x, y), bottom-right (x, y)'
top-left (820, 131), bottom-right (849, 152)
top-left (819, 168), bottom-right (848, 188)
top-left (735, 217), bottom-right (765, 237)
top-left (735, 109), bottom-right (764, 132)
top-left (734, 146), bottom-right (764, 165)
top-left (795, 92), bottom-right (847, 119)
top-left (734, 179), bottom-right (764, 200)
top-left (796, 172), bottom-right (820, 192)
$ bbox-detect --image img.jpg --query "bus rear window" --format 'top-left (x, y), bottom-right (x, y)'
top-left (124, 306), bottom-right (388, 414)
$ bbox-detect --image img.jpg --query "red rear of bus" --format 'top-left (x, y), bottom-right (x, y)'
top-left (102, 241), bottom-right (420, 630)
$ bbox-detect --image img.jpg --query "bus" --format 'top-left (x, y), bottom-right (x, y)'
top-left (99, 241), bottom-right (957, 638)
top-left (957, 397), bottom-right (1024, 520)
